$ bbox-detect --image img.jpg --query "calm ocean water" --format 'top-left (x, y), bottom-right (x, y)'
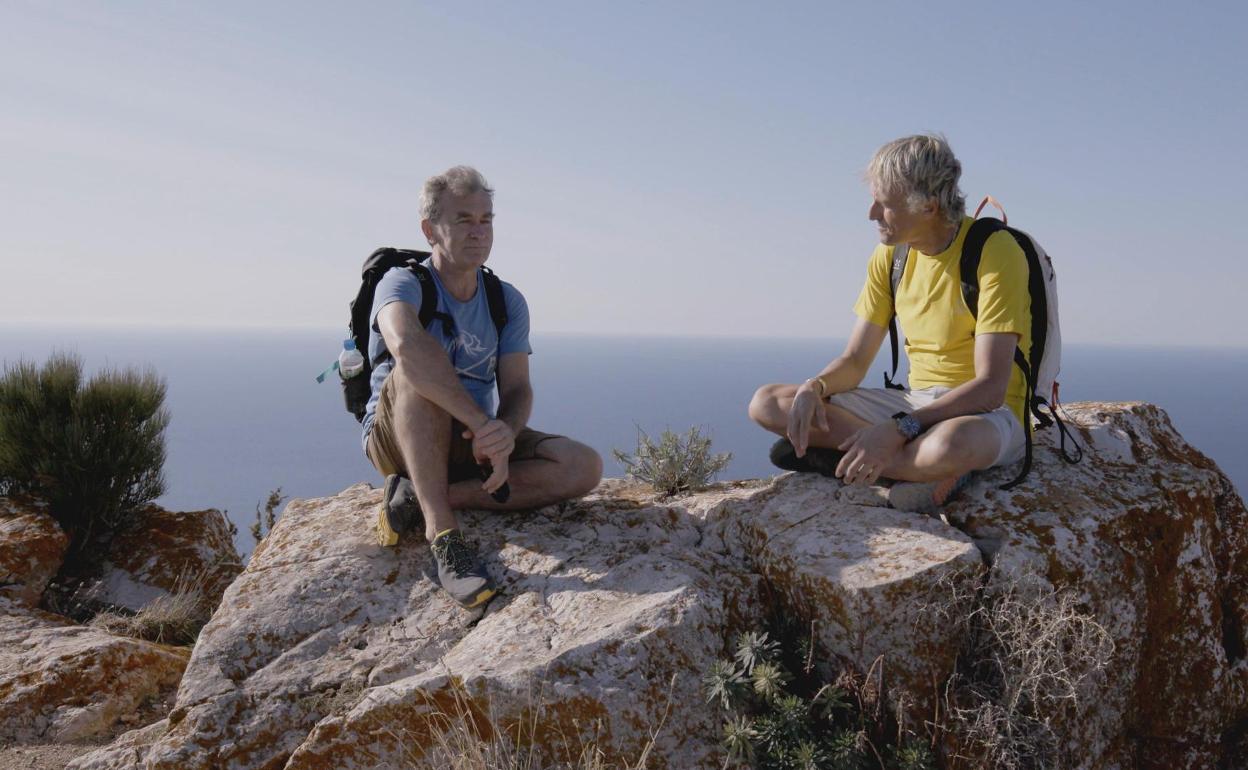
top-left (2, 325), bottom-right (1244, 555)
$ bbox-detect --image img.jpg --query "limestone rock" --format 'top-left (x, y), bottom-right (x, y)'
top-left (946, 402), bottom-right (1248, 770)
top-left (0, 599), bottom-right (189, 743)
top-left (711, 473), bottom-right (983, 723)
top-left (72, 482), bottom-right (768, 770)
top-left (0, 497), bottom-right (68, 608)
top-left (95, 507), bottom-right (242, 613)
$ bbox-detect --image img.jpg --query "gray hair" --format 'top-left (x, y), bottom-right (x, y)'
top-left (419, 165), bottom-right (494, 222)
top-left (866, 134), bottom-right (965, 226)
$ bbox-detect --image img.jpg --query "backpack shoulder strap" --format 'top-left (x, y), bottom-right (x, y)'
top-left (884, 244), bottom-right (909, 390)
top-left (479, 266), bottom-right (509, 339)
top-left (959, 218), bottom-right (1007, 318)
top-left (406, 261), bottom-right (442, 330)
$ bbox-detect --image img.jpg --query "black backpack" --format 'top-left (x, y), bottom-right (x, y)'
top-left (341, 248), bottom-right (508, 422)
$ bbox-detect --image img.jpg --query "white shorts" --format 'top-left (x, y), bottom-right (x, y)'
top-left (826, 386), bottom-right (1026, 468)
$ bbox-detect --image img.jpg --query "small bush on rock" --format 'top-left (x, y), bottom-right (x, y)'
top-left (0, 352), bottom-right (168, 554)
top-left (612, 425), bottom-right (731, 496)
top-left (250, 487), bottom-right (288, 546)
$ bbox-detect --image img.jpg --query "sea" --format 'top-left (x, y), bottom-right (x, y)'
top-left (2, 325), bottom-right (1244, 556)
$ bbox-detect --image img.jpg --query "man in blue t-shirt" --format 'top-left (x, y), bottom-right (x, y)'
top-left (362, 166), bottom-right (602, 608)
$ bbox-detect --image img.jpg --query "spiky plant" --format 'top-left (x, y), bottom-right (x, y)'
top-left (735, 630), bottom-right (780, 673)
top-left (705, 659), bottom-right (748, 711)
top-left (722, 714), bottom-right (758, 764)
top-left (811, 683), bottom-right (853, 722)
top-left (751, 662), bottom-right (792, 703)
top-left (825, 727), bottom-right (869, 770)
top-left (791, 740), bottom-right (828, 770)
top-left (892, 738), bottom-right (937, 770)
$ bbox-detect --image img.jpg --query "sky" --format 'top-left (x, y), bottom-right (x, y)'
top-left (2, 1), bottom-right (1246, 346)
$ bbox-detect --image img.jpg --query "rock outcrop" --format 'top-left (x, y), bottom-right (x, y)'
top-left (0, 500), bottom-right (243, 748)
top-left (950, 402), bottom-right (1248, 769)
top-left (0, 497), bottom-right (68, 608)
top-left (94, 506), bottom-right (242, 614)
top-left (0, 599), bottom-right (189, 743)
top-left (70, 402), bottom-right (1248, 769)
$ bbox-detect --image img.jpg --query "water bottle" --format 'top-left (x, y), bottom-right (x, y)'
top-left (338, 339), bottom-right (365, 379)
top-left (338, 339), bottom-right (370, 420)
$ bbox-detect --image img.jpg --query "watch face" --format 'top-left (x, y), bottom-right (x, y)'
top-left (895, 414), bottom-right (920, 440)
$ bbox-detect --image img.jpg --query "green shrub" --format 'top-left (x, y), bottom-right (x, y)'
top-left (0, 352), bottom-right (169, 554)
top-left (704, 619), bottom-right (935, 770)
top-left (612, 425), bottom-right (731, 497)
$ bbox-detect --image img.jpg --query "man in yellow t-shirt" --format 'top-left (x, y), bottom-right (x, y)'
top-left (748, 134), bottom-right (1030, 512)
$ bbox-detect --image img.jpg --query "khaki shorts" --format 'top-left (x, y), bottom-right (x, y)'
top-left (826, 386), bottom-right (1026, 467)
top-left (365, 373), bottom-right (563, 483)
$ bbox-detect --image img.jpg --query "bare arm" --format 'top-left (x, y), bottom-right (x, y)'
top-left (376, 302), bottom-right (491, 430)
top-left (494, 352), bottom-right (533, 436)
top-left (787, 318), bottom-right (886, 455)
top-left (909, 331), bottom-right (1018, 430)
top-left (807, 317), bottom-right (889, 396)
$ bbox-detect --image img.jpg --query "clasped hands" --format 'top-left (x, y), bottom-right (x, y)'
top-left (787, 387), bottom-right (904, 487)
top-left (463, 417), bottom-right (514, 494)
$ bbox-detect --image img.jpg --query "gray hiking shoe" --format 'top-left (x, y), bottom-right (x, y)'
top-left (430, 529), bottom-right (497, 608)
top-left (376, 474), bottom-right (424, 547)
top-left (769, 438), bottom-right (845, 478)
top-left (887, 473), bottom-right (974, 515)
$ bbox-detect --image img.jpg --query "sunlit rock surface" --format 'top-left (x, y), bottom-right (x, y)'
top-left (0, 599), bottom-right (188, 743)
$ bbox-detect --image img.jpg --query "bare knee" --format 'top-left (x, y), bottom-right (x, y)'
top-left (913, 424), bottom-right (990, 476)
top-left (389, 369), bottom-right (450, 423)
top-left (542, 439), bottom-right (602, 499)
top-left (748, 383), bottom-right (788, 431)
top-left (572, 445), bottom-right (604, 497)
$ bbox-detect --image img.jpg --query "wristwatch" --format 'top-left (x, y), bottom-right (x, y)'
top-left (892, 411), bottom-right (922, 442)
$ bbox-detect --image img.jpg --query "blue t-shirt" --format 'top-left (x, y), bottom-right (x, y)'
top-left (360, 261), bottom-right (531, 452)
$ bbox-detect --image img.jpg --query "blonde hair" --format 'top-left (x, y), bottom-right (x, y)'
top-left (867, 134), bottom-right (965, 226)
top-left (419, 165), bottom-right (494, 222)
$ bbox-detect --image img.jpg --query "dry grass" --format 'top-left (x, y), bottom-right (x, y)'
top-left (90, 567), bottom-right (212, 646)
top-left (394, 675), bottom-right (673, 770)
top-left (929, 568), bottom-right (1115, 770)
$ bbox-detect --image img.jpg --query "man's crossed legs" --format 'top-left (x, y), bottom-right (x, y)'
top-left (367, 369), bottom-right (602, 606)
top-left (748, 383), bottom-right (1024, 510)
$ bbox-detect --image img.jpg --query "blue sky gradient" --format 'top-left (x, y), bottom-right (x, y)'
top-left (3, 1), bottom-right (1244, 345)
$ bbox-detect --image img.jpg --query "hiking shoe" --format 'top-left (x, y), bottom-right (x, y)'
top-left (887, 473), bottom-right (974, 515)
top-left (376, 474), bottom-right (424, 547)
top-left (769, 438), bottom-right (845, 478)
top-left (430, 529), bottom-right (497, 608)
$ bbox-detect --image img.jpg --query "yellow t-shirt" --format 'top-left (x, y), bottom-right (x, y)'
top-left (853, 216), bottom-right (1032, 425)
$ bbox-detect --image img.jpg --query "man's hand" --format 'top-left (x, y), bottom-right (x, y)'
top-left (465, 418), bottom-right (514, 460)
top-left (786, 385), bottom-right (830, 457)
top-left (836, 422), bottom-right (906, 486)
top-left (479, 456), bottom-right (510, 495)
top-left (463, 419), bottom-right (514, 492)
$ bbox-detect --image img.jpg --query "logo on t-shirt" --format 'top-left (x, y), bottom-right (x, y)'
top-left (451, 329), bottom-right (487, 357)
top-left (451, 330), bottom-right (495, 382)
